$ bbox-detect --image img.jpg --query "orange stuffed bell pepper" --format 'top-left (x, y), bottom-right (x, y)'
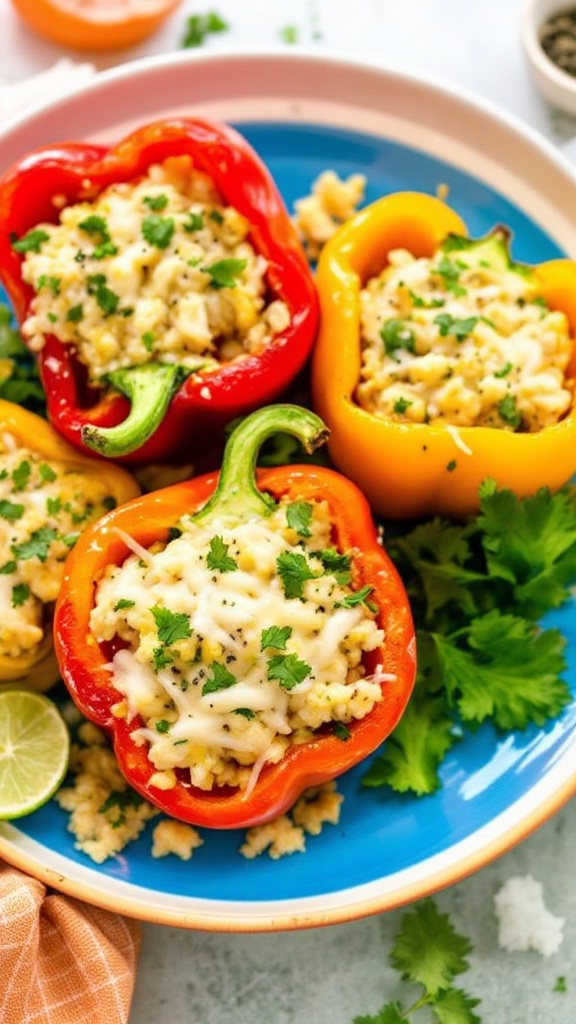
top-left (0, 399), bottom-right (139, 691)
top-left (54, 404), bottom-right (416, 829)
top-left (312, 191), bottom-right (576, 519)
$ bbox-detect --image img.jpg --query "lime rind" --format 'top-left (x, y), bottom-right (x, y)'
top-left (0, 690), bottom-right (70, 820)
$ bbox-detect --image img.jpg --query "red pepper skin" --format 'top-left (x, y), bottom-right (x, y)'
top-left (0, 118), bottom-right (318, 462)
top-left (54, 466), bottom-right (416, 830)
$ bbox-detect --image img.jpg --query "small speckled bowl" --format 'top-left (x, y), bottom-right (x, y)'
top-left (522, 0), bottom-right (576, 115)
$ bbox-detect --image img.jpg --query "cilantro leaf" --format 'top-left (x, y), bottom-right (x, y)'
top-left (431, 987), bottom-right (482, 1024)
top-left (0, 499), bottom-right (24, 521)
top-left (477, 483), bottom-right (576, 617)
top-left (206, 535), bottom-right (238, 573)
top-left (286, 500), bottom-right (313, 537)
top-left (11, 527), bottom-right (57, 562)
top-left (202, 661), bottom-right (237, 695)
top-left (363, 687), bottom-right (455, 796)
top-left (433, 313), bottom-right (478, 341)
top-left (267, 653), bottom-right (311, 690)
top-left (182, 11), bottom-right (229, 47)
top-left (11, 583), bottom-right (30, 608)
top-left (433, 610), bottom-right (570, 730)
top-left (336, 584), bottom-right (377, 611)
top-left (150, 606), bottom-right (192, 645)
top-left (261, 625), bottom-right (292, 651)
top-left (353, 1007), bottom-right (405, 1024)
top-left (276, 550), bottom-right (317, 599)
top-left (201, 258), bottom-right (247, 289)
top-left (391, 899), bottom-right (473, 996)
top-left (11, 228), bottom-right (49, 254)
top-left (380, 318), bottom-right (416, 358)
top-left (142, 214), bottom-right (175, 250)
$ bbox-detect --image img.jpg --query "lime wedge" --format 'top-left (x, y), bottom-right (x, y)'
top-left (0, 690), bottom-right (70, 820)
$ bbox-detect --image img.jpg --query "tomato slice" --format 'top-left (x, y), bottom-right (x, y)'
top-left (9, 0), bottom-right (185, 51)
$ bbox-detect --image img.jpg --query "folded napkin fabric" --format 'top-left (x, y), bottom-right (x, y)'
top-left (0, 863), bottom-right (140, 1024)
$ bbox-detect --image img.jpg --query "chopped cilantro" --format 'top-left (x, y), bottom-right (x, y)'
top-left (46, 497), bottom-right (62, 515)
top-left (267, 652), bottom-right (311, 690)
top-left (67, 304), bottom-right (83, 324)
top-left (433, 312), bottom-right (478, 341)
top-left (393, 397), bottom-right (412, 415)
top-left (280, 24), bottom-right (299, 43)
top-left (153, 646), bottom-right (174, 671)
top-left (0, 499), bottom-right (24, 521)
top-left (494, 361), bottom-right (514, 378)
top-left (446, 459), bottom-right (458, 472)
top-left (276, 550), bottom-right (317, 599)
top-left (11, 527), bottom-right (57, 562)
top-left (11, 582), bottom-right (30, 608)
top-left (336, 584), bottom-right (377, 611)
top-left (142, 331), bottom-right (154, 352)
top-left (380, 318), bottom-right (416, 358)
top-left (332, 721), bottom-right (351, 741)
top-left (209, 209), bottom-right (224, 225)
top-left (86, 274), bottom-right (119, 317)
top-left (39, 463), bottom-right (57, 482)
top-left (150, 606), bottom-right (192, 645)
top-left (434, 255), bottom-right (468, 296)
top-left (11, 229), bottom-right (50, 254)
top-left (201, 257), bottom-right (247, 289)
top-left (183, 211), bottom-right (204, 232)
top-left (37, 275), bottom-right (61, 295)
top-left (314, 547), bottom-right (352, 585)
top-left (99, 788), bottom-right (143, 828)
top-left (143, 194), bottom-right (169, 211)
top-left (261, 625), bottom-right (292, 651)
top-left (233, 707), bottom-right (256, 719)
top-left (155, 719), bottom-right (170, 733)
top-left (498, 393), bottom-right (522, 428)
top-left (0, 560), bottom-right (17, 575)
top-left (206, 535), bottom-right (238, 573)
top-left (78, 215), bottom-right (110, 239)
top-left (182, 11), bottom-right (229, 47)
top-left (142, 214), bottom-right (175, 250)
top-left (202, 661), bottom-right (237, 695)
top-left (12, 459), bottom-right (31, 491)
top-left (286, 500), bottom-right (313, 537)
top-left (114, 598), bottom-right (135, 611)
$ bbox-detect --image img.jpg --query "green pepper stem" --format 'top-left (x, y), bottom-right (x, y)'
top-left (192, 404), bottom-right (329, 525)
top-left (81, 363), bottom-right (194, 458)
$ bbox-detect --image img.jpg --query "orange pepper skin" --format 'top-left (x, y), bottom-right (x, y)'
top-left (0, 399), bottom-right (139, 691)
top-left (312, 191), bottom-right (576, 520)
top-left (54, 465), bottom-right (416, 830)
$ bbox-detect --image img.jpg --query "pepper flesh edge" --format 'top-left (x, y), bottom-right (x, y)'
top-left (53, 465), bottom-right (417, 829)
top-left (0, 118), bottom-right (319, 463)
top-left (311, 191), bottom-right (576, 520)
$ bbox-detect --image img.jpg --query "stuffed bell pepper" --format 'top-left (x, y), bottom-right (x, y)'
top-left (0, 118), bottom-right (318, 462)
top-left (0, 399), bottom-right (139, 691)
top-left (312, 191), bottom-right (576, 518)
top-left (54, 405), bottom-right (416, 829)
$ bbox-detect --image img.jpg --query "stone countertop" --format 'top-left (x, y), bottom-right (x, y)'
top-left (0, 1), bottom-right (574, 1021)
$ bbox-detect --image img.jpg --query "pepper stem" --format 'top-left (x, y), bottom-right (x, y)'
top-left (192, 404), bottom-right (329, 525)
top-left (81, 363), bottom-right (193, 458)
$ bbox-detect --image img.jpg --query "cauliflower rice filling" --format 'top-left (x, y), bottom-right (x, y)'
top-left (357, 243), bottom-right (573, 431)
top-left (0, 434), bottom-right (116, 659)
top-left (18, 156), bottom-right (291, 379)
top-left (89, 498), bottom-right (385, 793)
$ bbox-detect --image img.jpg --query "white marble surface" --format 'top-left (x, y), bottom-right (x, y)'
top-left (0, 1), bottom-right (575, 1021)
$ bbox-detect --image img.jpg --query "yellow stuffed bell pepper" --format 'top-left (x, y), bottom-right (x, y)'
top-left (0, 399), bottom-right (139, 690)
top-left (312, 191), bottom-right (576, 519)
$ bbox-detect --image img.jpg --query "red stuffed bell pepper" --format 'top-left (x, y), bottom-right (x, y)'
top-left (54, 405), bottom-right (416, 829)
top-left (0, 118), bottom-right (318, 462)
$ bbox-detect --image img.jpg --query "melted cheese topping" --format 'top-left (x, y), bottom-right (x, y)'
top-left (357, 245), bottom-right (573, 431)
top-left (19, 156), bottom-right (290, 379)
top-left (0, 434), bottom-right (116, 659)
top-left (89, 500), bottom-right (385, 792)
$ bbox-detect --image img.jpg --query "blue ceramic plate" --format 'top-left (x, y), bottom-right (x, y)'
top-left (1, 52), bottom-right (575, 931)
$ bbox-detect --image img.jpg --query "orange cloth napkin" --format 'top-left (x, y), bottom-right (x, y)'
top-left (0, 863), bottom-right (140, 1024)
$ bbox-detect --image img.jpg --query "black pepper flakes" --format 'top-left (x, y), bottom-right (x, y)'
top-left (540, 8), bottom-right (576, 77)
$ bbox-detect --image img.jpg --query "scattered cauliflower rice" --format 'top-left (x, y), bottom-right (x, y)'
top-left (357, 231), bottom-right (573, 432)
top-left (494, 874), bottom-right (565, 957)
top-left (55, 721), bottom-right (159, 864)
top-left (240, 783), bottom-right (343, 860)
top-left (293, 170), bottom-right (366, 260)
top-left (151, 819), bottom-right (203, 861)
top-left (0, 435), bottom-right (117, 663)
top-left (89, 496), bottom-right (385, 795)
top-left (17, 155), bottom-right (290, 379)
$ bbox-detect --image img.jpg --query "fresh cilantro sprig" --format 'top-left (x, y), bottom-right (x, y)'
top-left (365, 481), bottom-right (576, 796)
top-left (181, 11), bottom-right (229, 48)
top-left (0, 304), bottom-right (45, 414)
top-left (353, 899), bottom-right (481, 1024)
